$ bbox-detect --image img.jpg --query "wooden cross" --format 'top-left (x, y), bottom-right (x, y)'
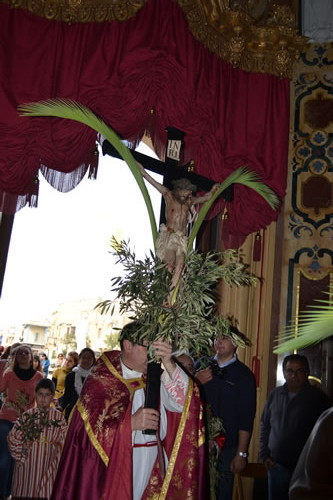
top-left (102, 126), bottom-right (233, 226)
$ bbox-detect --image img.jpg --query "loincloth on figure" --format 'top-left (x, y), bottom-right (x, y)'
top-left (156, 224), bottom-right (188, 260)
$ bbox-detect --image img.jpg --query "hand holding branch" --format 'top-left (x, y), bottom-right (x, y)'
top-left (152, 340), bottom-right (176, 377)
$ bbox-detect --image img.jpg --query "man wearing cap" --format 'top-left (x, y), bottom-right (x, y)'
top-left (195, 326), bottom-right (256, 500)
top-left (137, 161), bottom-right (220, 295)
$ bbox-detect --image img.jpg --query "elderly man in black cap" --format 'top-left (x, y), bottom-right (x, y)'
top-left (195, 326), bottom-right (256, 500)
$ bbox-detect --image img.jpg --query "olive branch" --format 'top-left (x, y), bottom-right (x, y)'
top-left (96, 237), bottom-right (256, 358)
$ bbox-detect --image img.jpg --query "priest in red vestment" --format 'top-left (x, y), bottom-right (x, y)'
top-left (51, 321), bottom-right (206, 500)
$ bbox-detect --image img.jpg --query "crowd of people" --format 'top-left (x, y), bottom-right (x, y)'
top-left (0, 344), bottom-right (97, 500)
top-left (0, 325), bottom-right (331, 500)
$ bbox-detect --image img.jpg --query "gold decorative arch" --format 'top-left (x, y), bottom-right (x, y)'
top-left (1, 0), bottom-right (307, 78)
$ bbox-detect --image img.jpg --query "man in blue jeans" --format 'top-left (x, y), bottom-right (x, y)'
top-left (259, 354), bottom-right (331, 500)
top-left (195, 326), bottom-right (256, 500)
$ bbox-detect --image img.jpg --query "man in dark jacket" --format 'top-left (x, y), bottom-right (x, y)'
top-left (195, 326), bottom-right (256, 500)
top-left (259, 354), bottom-right (331, 500)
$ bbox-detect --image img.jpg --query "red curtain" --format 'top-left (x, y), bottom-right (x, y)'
top-left (0, 0), bottom-right (290, 247)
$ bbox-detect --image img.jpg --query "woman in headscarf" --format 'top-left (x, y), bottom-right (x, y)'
top-left (0, 344), bottom-right (43, 499)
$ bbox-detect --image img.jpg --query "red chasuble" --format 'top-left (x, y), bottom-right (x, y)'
top-left (52, 351), bottom-right (207, 500)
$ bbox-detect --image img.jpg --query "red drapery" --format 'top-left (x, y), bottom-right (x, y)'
top-left (0, 0), bottom-right (290, 247)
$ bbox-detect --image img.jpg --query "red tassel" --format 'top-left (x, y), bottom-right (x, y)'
top-left (88, 145), bottom-right (99, 179)
top-left (253, 231), bottom-right (261, 261)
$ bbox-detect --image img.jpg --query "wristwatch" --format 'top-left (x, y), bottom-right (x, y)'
top-left (238, 451), bottom-right (248, 458)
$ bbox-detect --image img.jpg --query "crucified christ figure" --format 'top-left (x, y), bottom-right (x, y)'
top-left (137, 162), bottom-right (220, 300)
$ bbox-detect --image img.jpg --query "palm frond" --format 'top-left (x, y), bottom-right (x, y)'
top-left (274, 291), bottom-right (333, 353)
top-left (187, 166), bottom-right (279, 250)
top-left (18, 99), bottom-right (158, 245)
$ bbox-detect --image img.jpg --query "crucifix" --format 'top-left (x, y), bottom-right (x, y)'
top-left (102, 126), bottom-right (233, 233)
top-left (103, 127), bottom-right (233, 300)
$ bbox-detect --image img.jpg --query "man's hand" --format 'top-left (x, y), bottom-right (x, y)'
top-left (195, 366), bottom-right (213, 385)
top-left (152, 340), bottom-right (176, 376)
top-left (152, 340), bottom-right (172, 362)
top-left (264, 457), bottom-right (275, 470)
top-left (211, 183), bottom-right (220, 193)
top-left (230, 454), bottom-right (247, 474)
top-left (131, 406), bottom-right (160, 431)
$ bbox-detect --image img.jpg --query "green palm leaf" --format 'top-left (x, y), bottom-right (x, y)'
top-left (187, 166), bottom-right (279, 250)
top-left (18, 98), bottom-right (158, 245)
top-left (274, 290), bottom-right (333, 353)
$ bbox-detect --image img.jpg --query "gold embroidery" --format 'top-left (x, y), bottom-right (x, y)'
top-left (159, 379), bottom-right (193, 499)
top-left (187, 426), bottom-right (198, 444)
top-left (101, 353), bottom-right (145, 396)
top-left (95, 399), bottom-right (112, 435)
top-left (177, 0), bottom-right (306, 78)
top-left (198, 427), bottom-right (205, 448)
top-left (185, 457), bottom-right (196, 478)
top-left (1, 0), bottom-right (147, 23)
top-left (75, 353), bottom-right (146, 467)
top-left (170, 470), bottom-right (183, 490)
top-left (198, 397), bottom-right (205, 448)
top-left (77, 400), bottom-right (109, 466)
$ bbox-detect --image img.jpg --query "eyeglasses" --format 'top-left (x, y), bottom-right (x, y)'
top-left (215, 335), bottom-right (231, 342)
top-left (136, 342), bottom-right (149, 348)
top-left (285, 368), bottom-right (306, 375)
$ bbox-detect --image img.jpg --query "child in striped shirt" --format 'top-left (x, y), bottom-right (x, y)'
top-left (8, 378), bottom-right (67, 500)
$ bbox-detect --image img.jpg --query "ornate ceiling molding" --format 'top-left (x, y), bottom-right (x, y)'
top-left (1, 0), bottom-right (307, 78)
top-left (176, 0), bottom-right (307, 79)
top-left (1, 0), bottom-right (148, 23)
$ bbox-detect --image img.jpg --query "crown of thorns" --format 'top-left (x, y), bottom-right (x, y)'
top-left (171, 178), bottom-right (197, 192)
